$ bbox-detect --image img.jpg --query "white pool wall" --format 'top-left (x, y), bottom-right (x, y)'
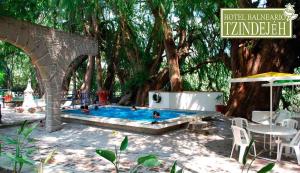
top-left (149, 91), bottom-right (223, 111)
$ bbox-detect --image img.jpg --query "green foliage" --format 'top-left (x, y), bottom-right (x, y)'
top-left (242, 139), bottom-right (254, 165)
top-left (0, 121), bottom-right (56, 173)
top-left (0, 0), bottom-right (239, 102)
top-left (257, 163), bottom-right (275, 173)
top-left (242, 139), bottom-right (275, 173)
top-left (0, 0), bottom-right (49, 21)
top-left (170, 161), bottom-right (183, 173)
top-left (96, 136), bottom-right (127, 172)
top-left (0, 62), bottom-right (7, 86)
top-left (119, 136), bottom-right (128, 151)
top-left (125, 71), bottom-right (150, 90)
top-left (96, 136), bottom-right (162, 172)
top-left (0, 120), bottom-right (38, 173)
top-left (37, 150), bottom-right (56, 173)
top-left (0, 41), bottom-right (38, 91)
top-left (279, 79), bottom-right (300, 112)
top-left (137, 154), bottom-right (160, 167)
top-left (96, 149), bottom-right (116, 164)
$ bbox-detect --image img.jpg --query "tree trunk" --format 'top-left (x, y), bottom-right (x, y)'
top-left (95, 55), bottom-right (103, 90)
top-left (103, 59), bottom-right (115, 100)
top-left (103, 32), bottom-right (120, 100)
top-left (226, 0), bottom-right (300, 119)
top-left (80, 56), bottom-right (95, 93)
top-left (152, 3), bottom-right (183, 91)
top-left (61, 56), bottom-right (87, 93)
top-left (163, 27), bottom-right (183, 92)
top-left (34, 66), bottom-right (44, 97)
top-left (134, 44), bottom-right (165, 106)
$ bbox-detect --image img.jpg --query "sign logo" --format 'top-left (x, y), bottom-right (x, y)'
top-left (221, 3), bottom-right (298, 38)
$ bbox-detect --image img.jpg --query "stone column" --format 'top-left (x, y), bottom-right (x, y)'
top-left (43, 79), bottom-right (61, 132)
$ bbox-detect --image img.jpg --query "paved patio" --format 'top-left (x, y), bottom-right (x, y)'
top-left (0, 111), bottom-right (299, 172)
top-left (0, 108), bottom-right (45, 127)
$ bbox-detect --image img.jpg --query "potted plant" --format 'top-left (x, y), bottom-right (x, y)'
top-left (215, 94), bottom-right (226, 114)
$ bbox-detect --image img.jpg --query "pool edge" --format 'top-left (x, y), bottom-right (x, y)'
top-left (61, 116), bottom-right (190, 135)
top-left (61, 109), bottom-right (220, 135)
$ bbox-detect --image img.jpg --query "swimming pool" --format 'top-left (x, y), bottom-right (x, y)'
top-left (63, 106), bottom-right (197, 122)
top-left (62, 106), bottom-right (219, 135)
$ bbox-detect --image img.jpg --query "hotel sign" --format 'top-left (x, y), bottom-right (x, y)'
top-left (221, 4), bottom-right (298, 38)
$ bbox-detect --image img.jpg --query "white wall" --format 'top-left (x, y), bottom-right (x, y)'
top-left (149, 91), bottom-right (223, 111)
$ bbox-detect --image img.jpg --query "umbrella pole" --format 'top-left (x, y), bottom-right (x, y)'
top-left (269, 81), bottom-right (273, 156)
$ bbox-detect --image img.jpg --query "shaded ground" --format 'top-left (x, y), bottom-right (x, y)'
top-left (0, 112), bottom-right (299, 172)
top-left (0, 108), bottom-right (45, 127)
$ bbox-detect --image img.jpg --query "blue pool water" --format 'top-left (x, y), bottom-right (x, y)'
top-left (63, 106), bottom-right (197, 122)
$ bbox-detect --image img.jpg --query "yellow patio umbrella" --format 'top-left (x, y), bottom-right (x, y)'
top-left (230, 72), bottom-right (300, 153)
top-left (231, 72), bottom-right (300, 123)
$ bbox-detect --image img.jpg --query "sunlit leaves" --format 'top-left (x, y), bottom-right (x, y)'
top-left (96, 149), bottom-right (116, 164)
top-left (137, 154), bottom-right (160, 167)
top-left (0, 41), bottom-right (38, 90)
top-left (120, 136), bottom-right (128, 151)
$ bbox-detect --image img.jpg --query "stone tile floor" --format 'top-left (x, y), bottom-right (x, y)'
top-left (0, 110), bottom-right (299, 172)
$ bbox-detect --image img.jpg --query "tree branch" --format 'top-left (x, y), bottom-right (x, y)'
top-left (182, 56), bottom-right (223, 75)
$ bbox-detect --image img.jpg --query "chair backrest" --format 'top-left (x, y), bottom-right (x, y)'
top-left (280, 119), bottom-right (298, 129)
top-left (231, 125), bottom-right (250, 145)
top-left (232, 118), bottom-right (248, 129)
top-left (290, 130), bottom-right (300, 147)
top-left (274, 110), bottom-right (292, 124)
top-left (252, 111), bottom-right (272, 125)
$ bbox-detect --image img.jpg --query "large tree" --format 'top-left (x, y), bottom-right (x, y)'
top-left (226, 0), bottom-right (300, 119)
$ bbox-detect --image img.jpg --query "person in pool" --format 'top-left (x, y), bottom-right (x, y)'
top-left (131, 105), bottom-right (137, 111)
top-left (151, 111), bottom-right (160, 124)
top-left (81, 105), bottom-right (90, 114)
top-left (152, 111), bottom-right (160, 119)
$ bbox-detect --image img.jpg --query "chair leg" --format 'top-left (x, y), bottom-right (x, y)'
top-left (239, 146), bottom-right (246, 163)
top-left (294, 147), bottom-right (300, 165)
top-left (278, 145), bottom-right (284, 161)
top-left (284, 146), bottom-right (291, 155)
top-left (252, 143), bottom-right (257, 157)
top-left (263, 134), bottom-right (266, 149)
top-left (230, 143), bottom-right (235, 158)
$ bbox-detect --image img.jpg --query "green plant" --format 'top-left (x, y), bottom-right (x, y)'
top-left (242, 139), bottom-right (275, 173)
top-left (0, 120), bottom-right (38, 173)
top-left (96, 136), bottom-right (161, 173)
top-left (36, 150), bottom-right (56, 173)
top-left (170, 161), bottom-right (183, 173)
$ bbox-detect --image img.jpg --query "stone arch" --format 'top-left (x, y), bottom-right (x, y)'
top-left (0, 17), bottom-right (98, 132)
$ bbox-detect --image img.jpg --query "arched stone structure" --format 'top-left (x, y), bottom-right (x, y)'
top-left (0, 17), bottom-right (98, 132)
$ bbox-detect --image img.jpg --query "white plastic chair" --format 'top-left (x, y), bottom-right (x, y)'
top-left (278, 130), bottom-right (300, 165)
top-left (232, 118), bottom-right (249, 129)
top-left (252, 111), bottom-right (272, 125)
top-left (274, 110), bottom-right (292, 124)
top-left (232, 118), bottom-right (251, 138)
top-left (280, 119), bottom-right (298, 129)
top-left (230, 125), bottom-right (256, 163)
top-left (277, 119), bottom-right (299, 154)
